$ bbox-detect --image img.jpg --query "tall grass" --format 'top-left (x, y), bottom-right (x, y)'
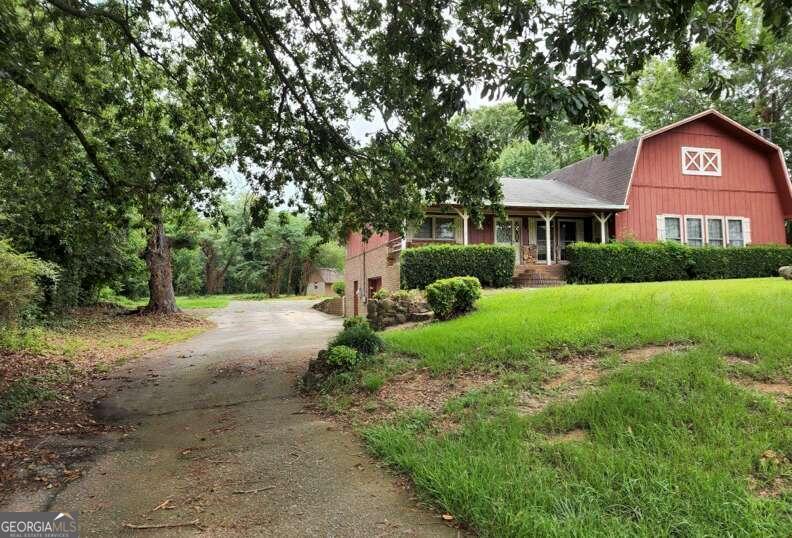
top-left (361, 278), bottom-right (792, 536)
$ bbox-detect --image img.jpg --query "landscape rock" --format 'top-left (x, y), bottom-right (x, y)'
top-left (366, 291), bottom-right (433, 330)
top-left (779, 266), bottom-right (792, 280)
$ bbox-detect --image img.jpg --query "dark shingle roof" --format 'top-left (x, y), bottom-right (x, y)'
top-left (500, 178), bottom-right (626, 209)
top-left (541, 138), bottom-right (640, 205)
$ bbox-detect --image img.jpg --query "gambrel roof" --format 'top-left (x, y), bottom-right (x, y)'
top-left (501, 109), bottom-right (792, 216)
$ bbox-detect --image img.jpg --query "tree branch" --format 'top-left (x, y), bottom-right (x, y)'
top-left (1, 67), bottom-right (114, 186)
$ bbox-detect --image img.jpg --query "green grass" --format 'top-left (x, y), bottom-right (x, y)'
top-left (350, 278), bottom-right (792, 536)
top-left (383, 278), bottom-right (792, 376)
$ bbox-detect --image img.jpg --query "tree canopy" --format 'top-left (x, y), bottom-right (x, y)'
top-left (1, 0), bottom-right (789, 312)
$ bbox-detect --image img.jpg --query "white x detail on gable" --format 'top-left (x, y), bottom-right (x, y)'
top-left (681, 147), bottom-right (721, 176)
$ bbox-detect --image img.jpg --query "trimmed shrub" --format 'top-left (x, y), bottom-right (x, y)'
top-left (331, 322), bottom-right (385, 355)
top-left (332, 281), bottom-right (345, 296)
top-left (342, 315), bottom-right (370, 330)
top-left (425, 276), bottom-right (482, 320)
top-left (400, 244), bottom-right (515, 289)
top-left (566, 241), bottom-right (792, 283)
top-left (326, 345), bottom-right (362, 370)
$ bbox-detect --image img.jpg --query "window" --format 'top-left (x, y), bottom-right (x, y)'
top-left (707, 218), bottom-right (724, 247)
top-left (414, 219), bottom-right (433, 239)
top-left (685, 217), bottom-right (703, 247)
top-left (681, 147), bottom-right (721, 176)
top-left (413, 215), bottom-right (455, 241)
top-left (728, 219), bottom-right (744, 247)
top-left (664, 216), bottom-right (682, 242)
top-left (434, 217), bottom-right (456, 240)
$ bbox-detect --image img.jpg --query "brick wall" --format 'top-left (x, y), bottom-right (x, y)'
top-left (344, 244), bottom-right (401, 317)
top-left (313, 296), bottom-right (344, 316)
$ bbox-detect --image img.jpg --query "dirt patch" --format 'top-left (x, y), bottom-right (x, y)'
top-left (748, 450), bottom-right (792, 498)
top-left (735, 379), bottom-right (792, 403)
top-left (546, 428), bottom-right (588, 443)
top-left (724, 355), bottom-right (758, 366)
top-left (749, 475), bottom-right (792, 497)
top-left (622, 344), bottom-right (687, 363)
top-left (376, 369), bottom-right (496, 415)
top-left (517, 345), bottom-right (683, 416)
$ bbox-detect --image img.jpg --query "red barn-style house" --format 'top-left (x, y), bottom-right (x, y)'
top-left (343, 109), bottom-right (792, 315)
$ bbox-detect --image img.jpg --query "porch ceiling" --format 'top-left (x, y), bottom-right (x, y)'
top-left (500, 177), bottom-right (627, 211)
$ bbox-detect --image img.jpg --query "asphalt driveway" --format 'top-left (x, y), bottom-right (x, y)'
top-left (4, 300), bottom-right (456, 536)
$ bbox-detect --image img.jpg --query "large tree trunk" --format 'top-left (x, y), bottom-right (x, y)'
top-left (143, 215), bottom-right (179, 314)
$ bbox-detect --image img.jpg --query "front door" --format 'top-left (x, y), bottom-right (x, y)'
top-left (558, 220), bottom-right (580, 261)
top-left (353, 280), bottom-right (359, 316)
top-left (495, 218), bottom-right (522, 263)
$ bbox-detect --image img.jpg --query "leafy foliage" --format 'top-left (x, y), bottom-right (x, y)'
top-left (0, 241), bottom-right (58, 327)
top-left (333, 282), bottom-right (345, 297)
top-left (567, 242), bottom-right (792, 283)
top-left (331, 323), bottom-right (384, 356)
top-left (400, 244), bottom-right (515, 289)
top-left (496, 140), bottom-right (560, 178)
top-left (425, 276), bottom-right (482, 321)
top-left (326, 345), bottom-right (363, 371)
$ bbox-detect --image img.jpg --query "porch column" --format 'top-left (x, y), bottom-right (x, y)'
top-left (537, 210), bottom-right (558, 265)
top-left (594, 212), bottom-right (612, 244)
top-left (454, 208), bottom-right (470, 245)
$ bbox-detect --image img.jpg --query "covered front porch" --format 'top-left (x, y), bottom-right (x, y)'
top-left (401, 208), bottom-right (619, 265)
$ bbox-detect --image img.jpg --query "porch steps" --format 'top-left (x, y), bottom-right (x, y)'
top-left (512, 264), bottom-right (567, 288)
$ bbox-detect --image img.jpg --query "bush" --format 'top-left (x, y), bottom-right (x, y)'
top-left (326, 345), bottom-right (362, 371)
top-left (332, 281), bottom-right (345, 296)
top-left (331, 322), bottom-right (385, 355)
top-left (343, 316), bottom-right (370, 330)
top-left (566, 241), bottom-right (792, 283)
top-left (425, 276), bottom-right (482, 320)
top-left (400, 244), bottom-right (515, 289)
top-left (0, 241), bottom-right (58, 327)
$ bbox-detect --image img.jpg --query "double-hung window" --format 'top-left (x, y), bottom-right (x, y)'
top-left (413, 216), bottom-right (455, 241)
top-left (727, 219), bottom-right (744, 247)
top-left (664, 216), bottom-right (682, 242)
top-left (685, 217), bottom-right (703, 247)
top-left (707, 218), bottom-right (724, 247)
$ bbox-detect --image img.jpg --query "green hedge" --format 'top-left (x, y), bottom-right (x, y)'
top-left (566, 241), bottom-right (792, 283)
top-left (400, 244), bottom-right (515, 289)
top-left (425, 276), bottom-right (482, 320)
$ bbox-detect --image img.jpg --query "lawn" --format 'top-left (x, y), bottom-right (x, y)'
top-left (329, 278), bottom-right (792, 536)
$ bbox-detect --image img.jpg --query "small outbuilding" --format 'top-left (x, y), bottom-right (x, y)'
top-left (304, 267), bottom-right (343, 296)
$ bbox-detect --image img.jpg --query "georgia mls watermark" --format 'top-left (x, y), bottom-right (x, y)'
top-left (0, 512), bottom-right (78, 538)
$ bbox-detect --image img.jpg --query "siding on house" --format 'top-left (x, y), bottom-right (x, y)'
top-left (616, 116), bottom-right (789, 244)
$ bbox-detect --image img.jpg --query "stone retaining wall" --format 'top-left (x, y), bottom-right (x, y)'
top-left (367, 293), bottom-right (433, 330)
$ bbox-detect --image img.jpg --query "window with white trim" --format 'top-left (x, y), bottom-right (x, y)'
top-left (685, 217), bottom-right (703, 247)
top-left (413, 215), bottom-right (455, 240)
top-left (664, 216), bottom-right (682, 242)
top-left (727, 219), bottom-right (744, 247)
top-left (707, 218), bottom-right (724, 247)
top-left (681, 147), bottom-right (722, 176)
